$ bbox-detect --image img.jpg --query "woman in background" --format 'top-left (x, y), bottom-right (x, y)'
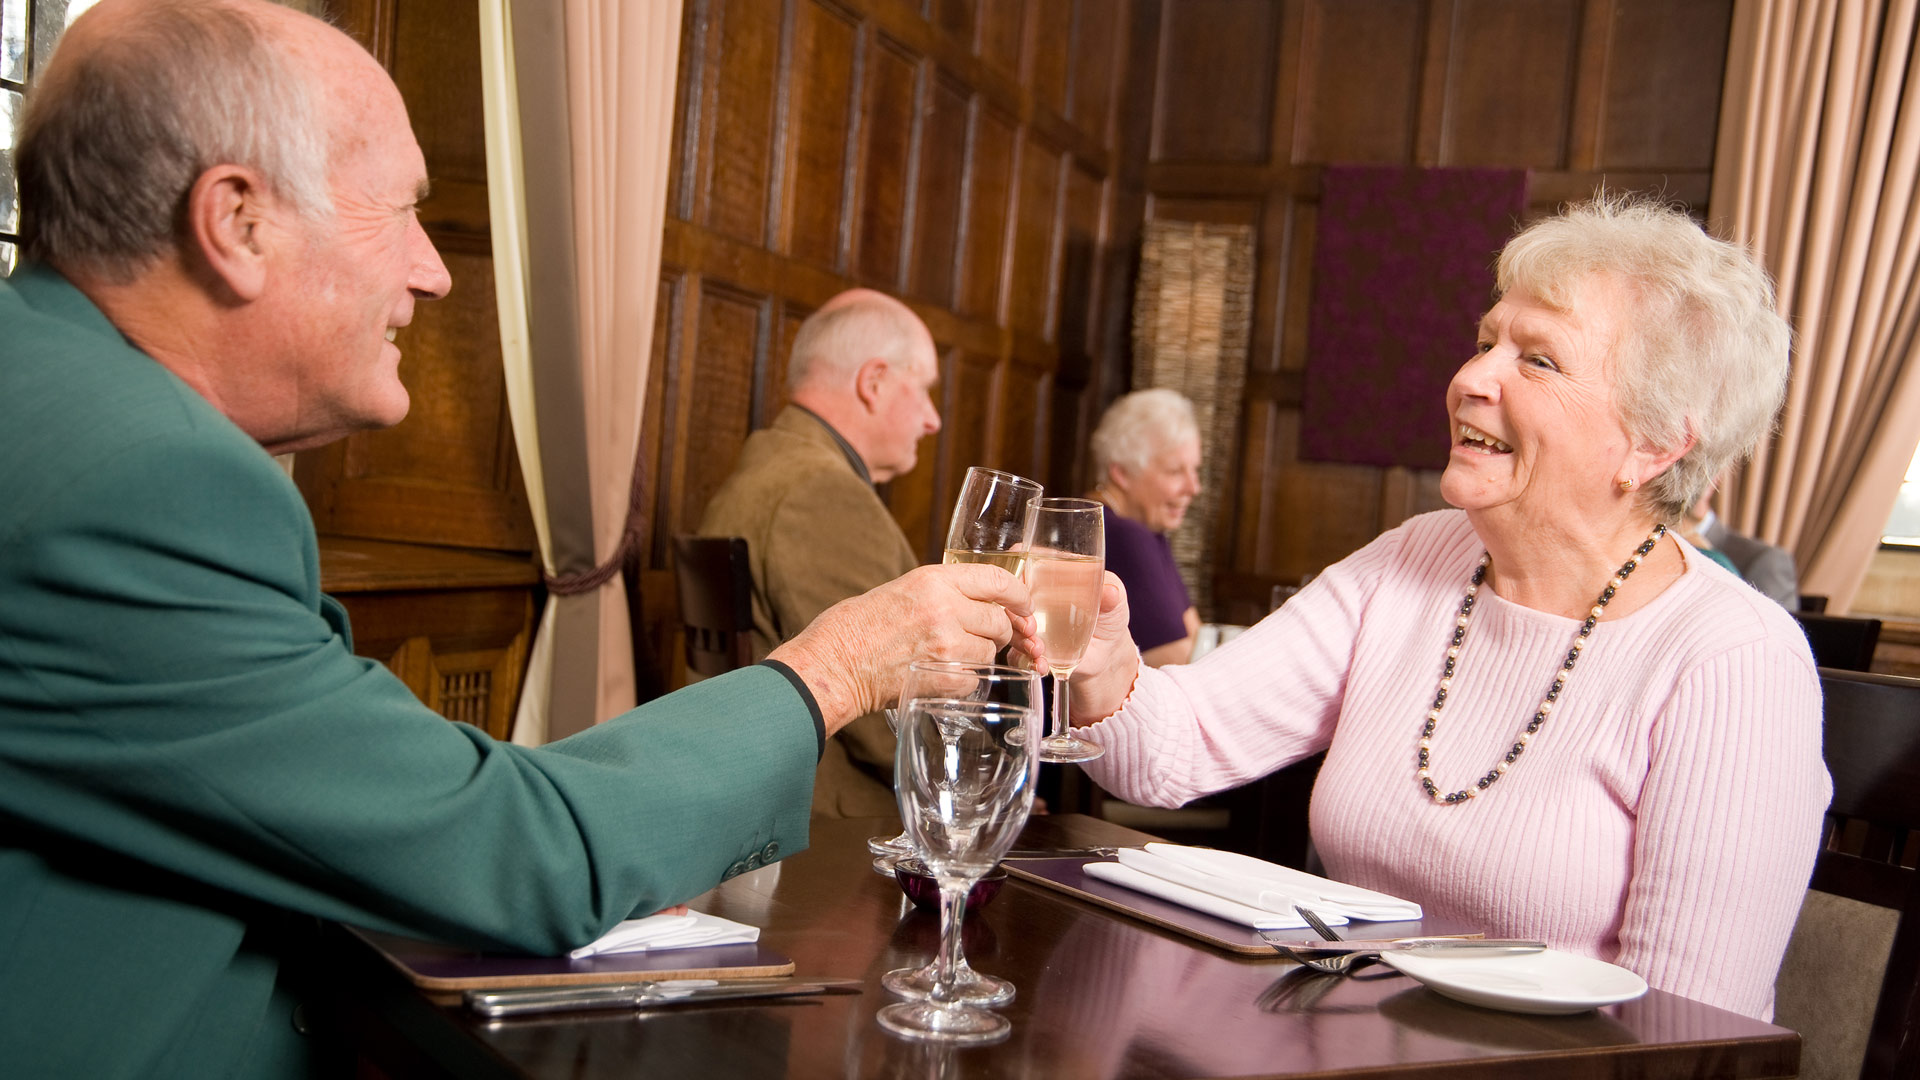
top-left (1062, 197), bottom-right (1829, 1021)
top-left (1089, 389), bottom-right (1203, 666)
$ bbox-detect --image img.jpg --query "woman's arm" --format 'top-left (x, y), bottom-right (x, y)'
top-left (1139, 607), bottom-right (1201, 667)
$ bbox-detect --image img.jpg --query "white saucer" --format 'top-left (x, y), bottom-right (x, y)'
top-left (1381, 947), bottom-right (1649, 1015)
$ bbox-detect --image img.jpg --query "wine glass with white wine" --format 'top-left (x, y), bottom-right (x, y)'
top-left (1023, 497), bottom-right (1106, 763)
top-left (868, 467), bottom-right (1041, 862)
top-left (876, 661), bottom-right (1041, 1043)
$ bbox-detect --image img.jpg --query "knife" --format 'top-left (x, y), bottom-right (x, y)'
top-left (465, 977), bottom-right (863, 1018)
top-left (1000, 846), bottom-right (1124, 860)
top-left (1256, 935), bottom-right (1547, 955)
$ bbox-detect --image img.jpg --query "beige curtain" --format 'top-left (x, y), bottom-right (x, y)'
top-left (1711, 0), bottom-right (1920, 612)
top-left (480, 0), bottom-right (683, 743)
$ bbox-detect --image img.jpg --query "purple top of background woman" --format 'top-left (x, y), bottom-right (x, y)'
top-left (1103, 505), bottom-right (1192, 653)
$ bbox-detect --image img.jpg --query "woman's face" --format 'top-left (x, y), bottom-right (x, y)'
top-left (1110, 439), bottom-right (1202, 533)
top-left (1440, 276), bottom-right (1651, 528)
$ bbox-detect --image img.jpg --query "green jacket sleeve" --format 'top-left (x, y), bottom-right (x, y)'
top-left (0, 427), bottom-right (816, 955)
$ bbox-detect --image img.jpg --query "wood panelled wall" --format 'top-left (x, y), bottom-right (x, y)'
top-left (635, 0), bottom-right (1158, 662)
top-left (1152, 0), bottom-right (1735, 623)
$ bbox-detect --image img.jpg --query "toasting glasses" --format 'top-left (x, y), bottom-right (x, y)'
top-left (876, 661), bottom-right (1041, 1043)
top-left (1024, 497), bottom-right (1106, 763)
top-left (868, 467), bottom-right (1042, 862)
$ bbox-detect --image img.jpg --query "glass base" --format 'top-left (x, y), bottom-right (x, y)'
top-left (876, 1000), bottom-right (1011, 1044)
top-left (868, 832), bottom-right (913, 858)
top-left (1037, 733), bottom-right (1104, 763)
top-left (883, 960), bottom-right (1015, 1006)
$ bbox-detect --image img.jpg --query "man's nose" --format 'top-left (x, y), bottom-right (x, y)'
top-left (410, 220), bottom-right (453, 300)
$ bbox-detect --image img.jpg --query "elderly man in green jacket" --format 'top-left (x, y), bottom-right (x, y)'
top-left (0, 2), bottom-right (1035, 1077)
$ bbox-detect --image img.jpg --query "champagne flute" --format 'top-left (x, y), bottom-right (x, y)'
top-left (868, 467), bottom-right (1041, 861)
top-left (877, 661), bottom-right (1041, 1043)
top-left (1024, 497), bottom-right (1106, 763)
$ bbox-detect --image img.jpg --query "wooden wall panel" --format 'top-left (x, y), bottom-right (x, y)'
top-left (780, 0), bottom-right (858, 266)
top-left (1140, 0), bottom-right (1734, 616)
top-left (854, 36), bottom-right (918, 286)
top-left (649, 0), bottom-right (1152, 683)
top-left (1009, 136), bottom-right (1063, 339)
top-left (958, 104), bottom-right (1017, 319)
top-left (1150, 0), bottom-right (1278, 164)
top-left (1439, 0), bottom-right (1581, 168)
top-left (909, 72), bottom-right (971, 306)
top-left (1293, 0), bottom-right (1423, 165)
top-left (703, 0), bottom-right (782, 244)
top-left (675, 284), bottom-right (767, 528)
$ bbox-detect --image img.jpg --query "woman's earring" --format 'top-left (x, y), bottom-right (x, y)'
top-left (1619, 478), bottom-right (1638, 493)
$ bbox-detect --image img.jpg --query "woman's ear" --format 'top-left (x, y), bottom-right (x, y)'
top-left (183, 165), bottom-right (274, 302)
top-left (1629, 421), bottom-right (1699, 490)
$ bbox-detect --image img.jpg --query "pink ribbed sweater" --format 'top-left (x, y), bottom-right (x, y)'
top-left (1082, 510), bottom-right (1830, 1020)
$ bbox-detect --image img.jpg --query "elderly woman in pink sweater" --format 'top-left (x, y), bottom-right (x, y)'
top-left (1062, 197), bottom-right (1830, 1021)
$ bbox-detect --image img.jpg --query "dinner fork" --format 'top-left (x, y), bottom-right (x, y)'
top-left (1272, 904), bottom-right (1367, 975)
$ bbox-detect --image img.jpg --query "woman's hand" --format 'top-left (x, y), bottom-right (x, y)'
top-left (1063, 572), bottom-right (1140, 727)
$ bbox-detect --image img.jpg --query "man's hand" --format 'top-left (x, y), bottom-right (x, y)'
top-left (1062, 572), bottom-right (1140, 727)
top-left (769, 564), bottom-right (1040, 735)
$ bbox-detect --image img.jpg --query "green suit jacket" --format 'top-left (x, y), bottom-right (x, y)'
top-left (697, 406), bottom-right (919, 818)
top-left (0, 266), bottom-right (821, 1078)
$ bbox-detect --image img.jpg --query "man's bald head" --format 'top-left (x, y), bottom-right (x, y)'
top-left (786, 289), bottom-right (942, 482)
top-left (786, 289), bottom-right (930, 394)
top-left (18, 0), bottom-right (341, 282)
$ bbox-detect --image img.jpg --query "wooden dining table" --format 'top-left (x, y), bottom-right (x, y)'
top-left (327, 815), bottom-right (1801, 1079)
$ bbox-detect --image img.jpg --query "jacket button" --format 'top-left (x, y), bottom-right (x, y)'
top-left (722, 860), bottom-right (747, 880)
top-left (762, 842), bottom-right (779, 861)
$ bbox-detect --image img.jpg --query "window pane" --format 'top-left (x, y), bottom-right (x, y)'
top-left (3, 0), bottom-right (26, 84)
top-left (0, 238), bottom-right (14, 277)
top-left (1884, 442), bottom-right (1920, 543)
top-left (30, 0), bottom-right (72, 81)
top-left (0, 86), bottom-right (17, 235)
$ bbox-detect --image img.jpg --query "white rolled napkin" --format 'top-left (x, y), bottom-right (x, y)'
top-left (568, 910), bottom-right (760, 960)
top-left (1084, 859), bottom-right (1314, 929)
top-left (1138, 843), bottom-right (1422, 922)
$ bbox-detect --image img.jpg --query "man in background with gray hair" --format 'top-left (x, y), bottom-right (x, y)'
top-left (0, 2), bottom-right (1027, 1075)
top-left (699, 289), bottom-right (944, 817)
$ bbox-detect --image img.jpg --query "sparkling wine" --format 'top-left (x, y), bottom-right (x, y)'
top-left (943, 547), bottom-right (1027, 577)
top-left (1026, 551), bottom-right (1104, 677)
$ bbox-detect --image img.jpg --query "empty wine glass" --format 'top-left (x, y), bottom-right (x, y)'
top-left (1024, 497), bottom-right (1106, 763)
top-left (868, 467), bottom-right (1041, 862)
top-left (877, 661), bottom-right (1041, 1043)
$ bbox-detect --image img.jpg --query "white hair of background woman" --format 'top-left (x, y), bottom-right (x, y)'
top-left (1090, 388), bottom-right (1201, 478)
top-left (19, 0), bottom-right (331, 283)
top-left (1497, 194), bottom-right (1791, 523)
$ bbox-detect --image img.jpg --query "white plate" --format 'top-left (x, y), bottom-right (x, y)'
top-left (1380, 946), bottom-right (1648, 1015)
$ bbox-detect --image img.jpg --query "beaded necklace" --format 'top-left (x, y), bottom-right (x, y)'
top-left (1417, 523), bottom-right (1668, 805)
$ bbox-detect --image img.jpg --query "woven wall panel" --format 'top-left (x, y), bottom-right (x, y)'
top-left (1130, 220), bottom-right (1256, 613)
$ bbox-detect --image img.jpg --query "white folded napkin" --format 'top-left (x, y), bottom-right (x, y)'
top-left (567, 910), bottom-right (760, 960)
top-left (1084, 860), bottom-right (1314, 929)
top-left (1135, 843), bottom-right (1422, 923)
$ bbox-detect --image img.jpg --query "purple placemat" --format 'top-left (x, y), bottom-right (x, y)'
top-left (1301, 166), bottom-right (1529, 470)
top-left (349, 925), bottom-right (795, 991)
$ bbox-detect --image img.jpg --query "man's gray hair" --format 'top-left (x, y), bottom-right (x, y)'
top-left (18, 0), bottom-right (331, 282)
top-left (1090, 388), bottom-right (1200, 477)
top-left (786, 296), bottom-right (922, 392)
top-left (1497, 194), bottom-right (1791, 523)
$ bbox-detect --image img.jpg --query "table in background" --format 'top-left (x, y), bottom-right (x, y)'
top-left (331, 815), bottom-right (1799, 1079)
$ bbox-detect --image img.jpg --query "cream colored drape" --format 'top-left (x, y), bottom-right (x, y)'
top-left (480, 0), bottom-right (683, 743)
top-left (1711, 0), bottom-right (1920, 612)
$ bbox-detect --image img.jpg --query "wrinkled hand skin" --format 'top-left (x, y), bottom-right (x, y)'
top-left (769, 564), bottom-right (1041, 736)
top-left (1063, 572), bottom-right (1140, 728)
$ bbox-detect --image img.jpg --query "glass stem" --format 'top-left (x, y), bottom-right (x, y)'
top-left (931, 880), bottom-right (971, 1005)
top-left (1050, 670), bottom-right (1070, 743)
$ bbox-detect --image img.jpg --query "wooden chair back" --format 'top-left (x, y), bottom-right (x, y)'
top-left (1794, 612), bottom-right (1883, 672)
top-left (670, 535), bottom-right (755, 679)
top-left (1776, 669), bottom-right (1920, 1079)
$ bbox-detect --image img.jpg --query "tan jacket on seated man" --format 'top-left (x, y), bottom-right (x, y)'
top-left (700, 289), bottom-right (942, 817)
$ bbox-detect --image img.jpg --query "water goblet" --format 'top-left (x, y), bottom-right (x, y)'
top-left (876, 662), bottom-right (1041, 1042)
top-left (1024, 497), bottom-right (1106, 763)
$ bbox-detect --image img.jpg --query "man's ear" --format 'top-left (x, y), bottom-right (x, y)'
top-left (184, 165), bottom-right (275, 302)
top-left (853, 357), bottom-right (889, 411)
